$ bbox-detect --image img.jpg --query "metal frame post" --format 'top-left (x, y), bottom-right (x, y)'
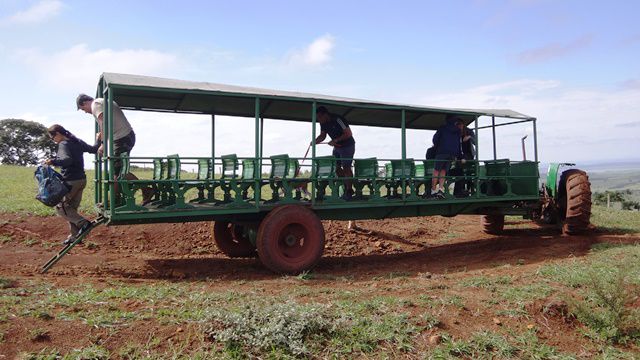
top-left (492, 115), bottom-right (497, 160)
top-left (533, 118), bottom-right (538, 163)
top-left (254, 98), bottom-right (261, 205)
top-left (106, 87), bottom-right (115, 212)
top-left (94, 82), bottom-right (103, 205)
top-left (211, 114), bottom-right (215, 160)
top-left (311, 102), bottom-right (317, 206)
top-left (401, 110), bottom-right (406, 199)
top-left (475, 116), bottom-right (480, 198)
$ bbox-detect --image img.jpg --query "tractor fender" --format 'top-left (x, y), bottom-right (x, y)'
top-left (545, 162), bottom-right (575, 199)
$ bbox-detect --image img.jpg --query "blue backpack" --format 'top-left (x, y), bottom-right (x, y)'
top-left (35, 165), bottom-right (70, 207)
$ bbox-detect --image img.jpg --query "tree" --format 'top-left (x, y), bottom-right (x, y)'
top-left (0, 119), bottom-right (55, 166)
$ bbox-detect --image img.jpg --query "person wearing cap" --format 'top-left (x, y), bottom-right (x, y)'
top-left (429, 114), bottom-right (463, 198)
top-left (76, 94), bottom-right (135, 176)
top-left (313, 106), bottom-right (356, 200)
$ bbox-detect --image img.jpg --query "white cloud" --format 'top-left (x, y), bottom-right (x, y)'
top-left (15, 44), bottom-right (178, 90)
top-left (286, 34), bottom-right (335, 67)
top-left (515, 35), bottom-right (593, 64)
top-left (417, 79), bottom-right (640, 163)
top-left (3, 0), bottom-right (63, 25)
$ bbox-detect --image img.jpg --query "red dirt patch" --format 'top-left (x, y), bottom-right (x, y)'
top-left (1, 212), bottom-right (638, 357)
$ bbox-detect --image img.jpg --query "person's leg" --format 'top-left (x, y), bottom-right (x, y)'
top-left (438, 170), bottom-right (447, 192)
top-left (431, 169), bottom-right (439, 192)
top-left (113, 131), bottom-right (142, 204)
top-left (55, 179), bottom-right (89, 240)
top-left (334, 145), bottom-right (355, 197)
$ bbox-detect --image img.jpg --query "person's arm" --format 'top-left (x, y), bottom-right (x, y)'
top-left (432, 130), bottom-right (441, 147)
top-left (463, 128), bottom-right (475, 144)
top-left (50, 143), bottom-right (73, 167)
top-left (78, 138), bottom-right (100, 154)
top-left (331, 127), bottom-right (352, 144)
top-left (314, 131), bottom-right (327, 144)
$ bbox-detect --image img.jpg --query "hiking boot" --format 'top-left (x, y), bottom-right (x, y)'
top-left (62, 236), bottom-right (77, 246)
top-left (435, 190), bottom-right (446, 199)
top-left (77, 221), bottom-right (93, 236)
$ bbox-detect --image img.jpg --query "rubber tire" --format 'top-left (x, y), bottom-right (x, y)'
top-left (560, 170), bottom-right (591, 235)
top-left (213, 221), bottom-right (256, 258)
top-left (481, 215), bottom-right (505, 235)
top-left (256, 205), bottom-right (325, 274)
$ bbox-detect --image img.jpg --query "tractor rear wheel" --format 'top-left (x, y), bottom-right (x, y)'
top-left (560, 170), bottom-right (591, 235)
top-left (481, 215), bottom-right (504, 235)
top-left (213, 221), bottom-right (256, 258)
top-left (256, 205), bottom-right (325, 274)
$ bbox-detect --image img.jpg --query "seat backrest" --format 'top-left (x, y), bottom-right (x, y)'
top-left (287, 159), bottom-right (300, 178)
top-left (117, 152), bottom-right (130, 179)
top-left (423, 160), bottom-right (435, 176)
top-left (391, 159), bottom-right (415, 178)
top-left (415, 163), bottom-right (425, 178)
top-left (152, 158), bottom-right (164, 180)
top-left (354, 158), bottom-right (378, 179)
top-left (485, 159), bottom-right (510, 177)
top-left (384, 163), bottom-right (393, 179)
top-left (270, 154), bottom-right (290, 179)
top-left (221, 154), bottom-right (239, 179)
top-left (196, 158), bottom-right (211, 180)
top-left (313, 156), bottom-right (335, 179)
top-left (241, 159), bottom-right (259, 180)
top-left (167, 154), bottom-right (181, 180)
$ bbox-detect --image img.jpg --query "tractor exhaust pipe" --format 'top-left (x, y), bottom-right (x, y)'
top-left (521, 135), bottom-right (528, 160)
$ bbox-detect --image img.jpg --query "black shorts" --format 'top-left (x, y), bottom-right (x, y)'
top-left (434, 154), bottom-right (455, 171)
top-left (114, 131), bottom-right (135, 156)
top-left (332, 144), bottom-right (355, 168)
top-left (113, 131), bottom-right (135, 176)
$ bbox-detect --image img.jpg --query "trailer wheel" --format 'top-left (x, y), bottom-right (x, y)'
top-left (560, 169), bottom-right (591, 235)
top-left (481, 215), bottom-right (504, 235)
top-left (256, 205), bottom-right (325, 274)
top-left (213, 221), bottom-right (256, 258)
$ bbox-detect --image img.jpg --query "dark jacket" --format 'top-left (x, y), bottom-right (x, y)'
top-left (461, 127), bottom-right (476, 160)
top-left (51, 138), bottom-right (99, 181)
top-left (433, 120), bottom-right (461, 157)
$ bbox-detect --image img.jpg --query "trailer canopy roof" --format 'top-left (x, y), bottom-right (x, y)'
top-left (100, 73), bottom-right (533, 130)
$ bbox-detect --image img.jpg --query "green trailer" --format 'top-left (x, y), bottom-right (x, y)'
top-left (43, 73), bottom-right (592, 274)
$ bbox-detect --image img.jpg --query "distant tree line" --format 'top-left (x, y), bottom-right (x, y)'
top-left (0, 119), bottom-right (55, 166)
top-left (593, 190), bottom-right (640, 211)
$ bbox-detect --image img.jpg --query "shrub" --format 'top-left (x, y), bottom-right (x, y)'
top-left (569, 264), bottom-right (640, 344)
top-left (205, 301), bottom-right (338, 356)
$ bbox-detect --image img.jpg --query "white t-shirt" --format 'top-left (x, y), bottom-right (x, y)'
top-left (91, 98), bottom-right (133, 141)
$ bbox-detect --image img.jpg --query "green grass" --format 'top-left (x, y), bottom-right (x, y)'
top-left (0, 277), bottom-right (14, 289)
top-left (0, 165), bottom-right (97, 215)
top-left (538, 243), bottom-right (640, 345)
top-left (430, 330), bottom-right (575, 359)
top-left (591, 205), bottom-right (640, 234)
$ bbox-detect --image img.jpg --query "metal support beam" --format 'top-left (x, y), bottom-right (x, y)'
top-left (311, 102), bottom-right (317, 205)
top-left (107, 87), bottom-right (115, 212)
top-left (254, 98), bottom-right (261, 206)
top-left (492, 115), bottom-right (497, 160)
top-left (477, 118), bottom-right (534, 130)
top-left (533, 118), bottom-right (538, 162)
top-left (401, 110), bottom-right (406, 200)
top-left (475, 116), bottom-right (480, 198)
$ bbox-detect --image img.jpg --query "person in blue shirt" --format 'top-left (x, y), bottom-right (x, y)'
top-left (313, 106), bottom-right (356, 200)
top-left (429, 115), bottom-right (463, 198)
top-left (45, 124), bottom-right (98, 244)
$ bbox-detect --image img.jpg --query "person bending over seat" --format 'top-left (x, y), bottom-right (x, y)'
top-left (313, 106), bottom-right (356, 200)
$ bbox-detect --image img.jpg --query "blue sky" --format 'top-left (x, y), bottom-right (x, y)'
top-left (1, 0), bottom-right (639, 166)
